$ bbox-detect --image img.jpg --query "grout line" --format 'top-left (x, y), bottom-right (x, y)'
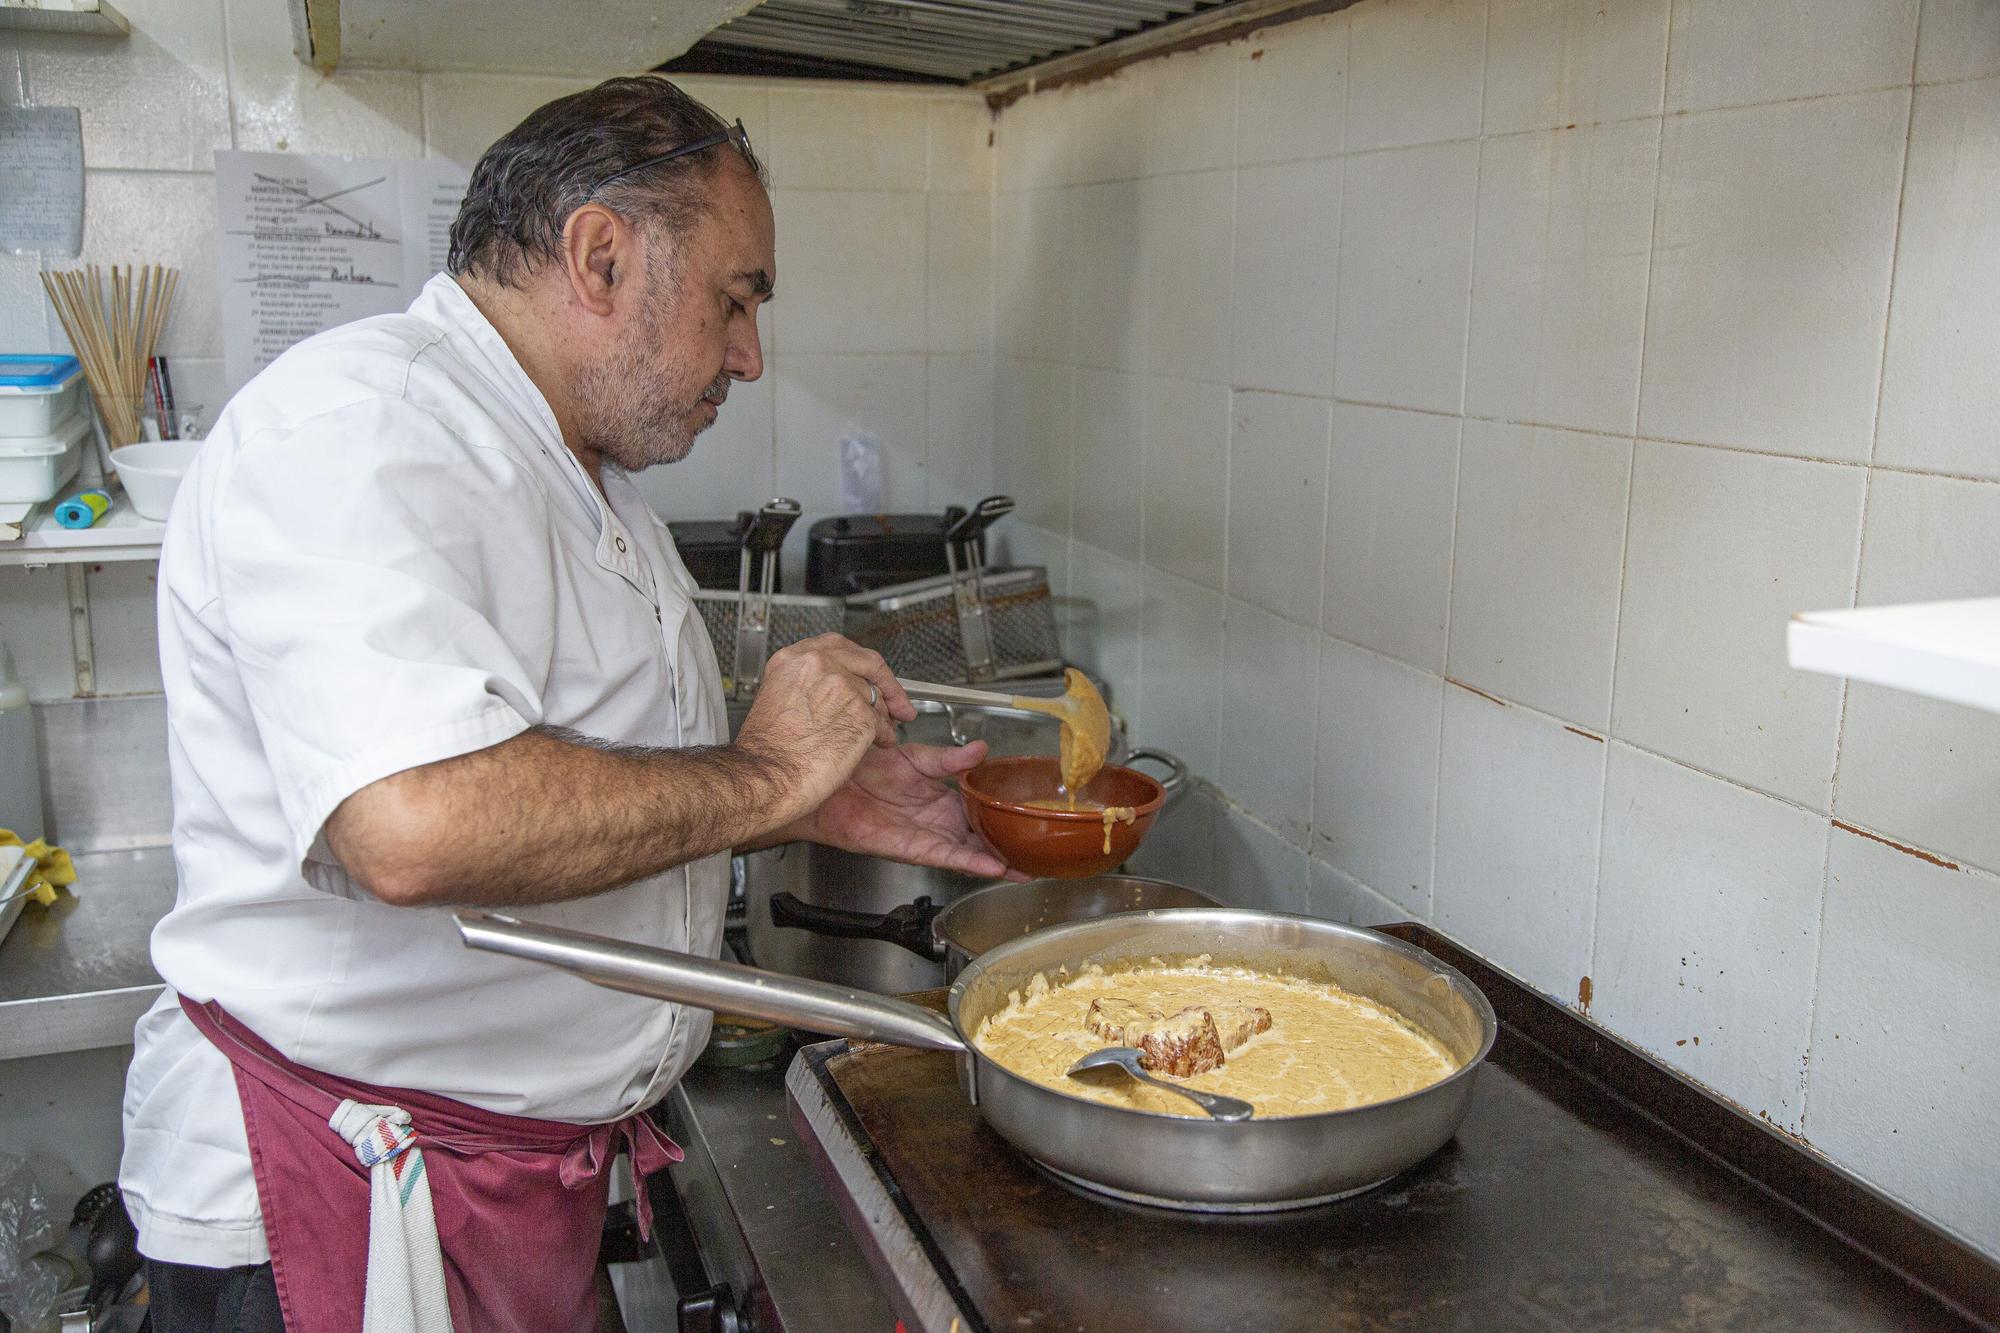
top-left (1796, 817), bottom-right (1838, 1136)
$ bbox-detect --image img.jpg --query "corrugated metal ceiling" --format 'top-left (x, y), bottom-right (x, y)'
top-left (694, 0), bottom-right (1228, 84)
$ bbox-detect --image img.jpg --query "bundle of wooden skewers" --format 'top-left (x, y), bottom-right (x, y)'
top-left (39, 262), bottom-right (179, 456)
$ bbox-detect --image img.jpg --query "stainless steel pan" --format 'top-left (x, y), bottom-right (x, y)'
top-left (456, 908), bottom-right (1497, 1212)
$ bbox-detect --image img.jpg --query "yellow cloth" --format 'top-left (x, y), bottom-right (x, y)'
top-left (0, 829), bottom-right (75, 907)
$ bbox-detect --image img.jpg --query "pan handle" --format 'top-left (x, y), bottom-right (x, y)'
top-left (767, 892), bottom-right (946, 961)
top-left (455, 910), bottom-right (964, 1053)
top-left (1123, 746), bottom-right (1188, 796)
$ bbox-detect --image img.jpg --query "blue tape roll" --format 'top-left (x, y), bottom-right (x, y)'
top-left (54, 489), bottom-right (112, 530)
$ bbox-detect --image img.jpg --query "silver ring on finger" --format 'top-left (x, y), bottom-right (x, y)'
top-left (868, 683), bottom-right (879, 707)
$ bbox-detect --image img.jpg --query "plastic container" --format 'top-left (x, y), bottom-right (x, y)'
top-left (0, 412), bottom-right (86, 504)
top-left (0, 355), bottom-right (84, 437)
top-left (109, 438), bottom-right (200, 521)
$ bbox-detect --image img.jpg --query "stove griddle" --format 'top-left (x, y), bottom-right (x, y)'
top-left (792, 925), bottom-right (1999, 1333)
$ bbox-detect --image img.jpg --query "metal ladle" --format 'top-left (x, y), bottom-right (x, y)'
top-left (1066, 1046), bottom-right (1256, 1121)
top-left (898, 667), bottom-right (1112, 793)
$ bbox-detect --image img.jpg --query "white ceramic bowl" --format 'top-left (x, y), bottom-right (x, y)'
top-left (110, 439), bottom-right (201, 521)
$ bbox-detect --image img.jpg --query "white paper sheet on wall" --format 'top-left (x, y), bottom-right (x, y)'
top-left (0, 106), bottom-right (85, 257)
top-left (217, 150), bottom-right (469, 394)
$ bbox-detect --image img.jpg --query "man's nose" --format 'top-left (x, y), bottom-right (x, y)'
top-left (727, 314), bottom-right (764, 382)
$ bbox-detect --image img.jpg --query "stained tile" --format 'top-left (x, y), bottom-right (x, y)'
top-left (927, 95), bottom-right (992, 193)
top-left (1072, 369), bottom-right (1145, 561)
top-left (1433, 687), bottom-right (1606, 1003)
top-left (1140, 568), bottom-right (1223, 778)
top-left (420, 73), bottom-right (601, 169)
top-left (1231, 160), bottom-right (1340, 398)
top-left (926, 191), bottom-right (991, 356)
top-left (1067, 542), bottom-right (1144, 715)
top-left (1807, 831), bottom-right (2000, 1256)
top-left (1141, 376), bottom-right (1230, 591)
top-left (1072, 66), bottom-right (1150, 184)
top-left (1447, 421), bottom-right (1630, 728)
top-left (1070, 180), bottom-right (1146, 373)
top-left (1237, 10), bottom-right (1347, 166)
top-left (1218, 600), bottom-right (1319, 847)
top-left (1611, 442), bottom-right (1865, 810)
top-left (1465, 120), bottom-right (1658, 437)
top-left (1594, 744), bottom-right (1827, 1130)
top-left (924, 354), bottom-right (995, 510)
top-left (992, 189), bottom-right (1072, 362)
top-left (1640, 91), bottom-right (1909, 462)
top-left (772, 191), bottom-right (925, 355)
top-left (768, 88), bottom-right (927, 192)
top-left (1664, 0), bottom-right (1919, 113)
top-left (1876, 78), bottom-right (2000, 481)
top-left (1227, 390), bottom-right (1330, 626)
top-left (1140, 170), bottom-right (1233, 383)
top-left (1345, 0), bottom-right (1486, 152)
top-left (992, 359), bottom-right (1073, 535)
top-left (1146, 41), bottom-right (1239, 176)
top-left (1916, 0), bottom-right (2000, 84)
top-left (1212, 802), bottom-right (1311, 913)
top-left (226, 0), bottom-right (420, 159)
top-left (1334, 140), bottom-right (1479, 413)
top-left (1834, 471), bottom-right (2000, 875)
top-left (1314, 636), bottom-right (1443, 917)
top-left (1483, 0), bottom-right (1669, 135)
top-left (1310, 856), bottom-right (1412, 926)
top-left (1323, 404), bottom-right (1459, 670)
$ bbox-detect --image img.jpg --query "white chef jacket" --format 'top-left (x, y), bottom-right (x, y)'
top-left (121, 273), bottom-right (731, 1268)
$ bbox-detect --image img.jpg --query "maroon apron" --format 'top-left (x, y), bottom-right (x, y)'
top-left (179, 996), bottom-right (682, 1333)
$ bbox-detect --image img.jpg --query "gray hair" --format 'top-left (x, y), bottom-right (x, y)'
top-left (446, 75), bottom-right (767, 290)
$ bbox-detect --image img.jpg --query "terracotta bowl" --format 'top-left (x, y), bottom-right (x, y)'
top-left (960, 755), bottom-right (1166, 879)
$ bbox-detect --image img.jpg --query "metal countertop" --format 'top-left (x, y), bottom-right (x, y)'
top-left (658, 1045), bottom-right (899, 1331)
top-left (0, 845), bottom-right (173, 1060)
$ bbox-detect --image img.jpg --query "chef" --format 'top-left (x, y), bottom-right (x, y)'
top-left (120, 75), bottom-right (1011, 1333)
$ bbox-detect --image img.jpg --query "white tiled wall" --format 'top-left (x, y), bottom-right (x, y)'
top-left (0, 3), bottom-right (995, 697)
top-left (994, 0), bottom-right (2000, 1254)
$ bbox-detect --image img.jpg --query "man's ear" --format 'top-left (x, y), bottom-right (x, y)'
top-left (561, 203), bottom-right (624, 317)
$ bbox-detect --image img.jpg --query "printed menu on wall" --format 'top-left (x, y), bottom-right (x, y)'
top-left (217, 151), bottom-right (469, 394)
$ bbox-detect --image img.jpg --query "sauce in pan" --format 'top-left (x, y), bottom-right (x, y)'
top-left (972, 962), bottom-right (1460, 1118)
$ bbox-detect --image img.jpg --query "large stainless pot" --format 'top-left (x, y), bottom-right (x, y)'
top-left (457, 908), bottom-right (1497, 1212)
top-left (768, 874), bottom-right (1220, 980)
top-left (743, 693), bottom-right (1187, 991)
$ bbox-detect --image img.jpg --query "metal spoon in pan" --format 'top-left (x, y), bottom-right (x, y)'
top-left (1066, 1046), bottom-right (1256, 1122)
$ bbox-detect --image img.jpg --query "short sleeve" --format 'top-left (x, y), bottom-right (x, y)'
top-left (209, 399), bottom-right (546, 867)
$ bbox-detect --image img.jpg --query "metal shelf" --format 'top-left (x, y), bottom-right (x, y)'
top-left (1787, 596), bottom-right (2000, 717)
top-left (0, 844), bottom-right (173, 1060)
top-left (0, 502), bottom-right (165, 567)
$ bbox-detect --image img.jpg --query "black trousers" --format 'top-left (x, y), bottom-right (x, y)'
top-left (145, 1259), bottom-right (287, 1333)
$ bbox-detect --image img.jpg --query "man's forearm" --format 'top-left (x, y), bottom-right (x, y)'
top-left (326, 726), bottom-right (805, 907)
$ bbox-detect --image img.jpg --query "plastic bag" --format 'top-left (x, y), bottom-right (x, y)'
top-left (0, 1153), bottom-right (62, 1329)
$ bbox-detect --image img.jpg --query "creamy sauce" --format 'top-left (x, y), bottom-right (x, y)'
top-left (1014, 668), bottom-right (1112, 794)
top-left (972, 962), bottom-right (1460, 1118)
top-left (1021, 798), bottom-right (1139, 852)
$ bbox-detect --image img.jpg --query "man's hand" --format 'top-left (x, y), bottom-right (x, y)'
top-left (777, 740), bottom-right (1026, 880)
top-left (733, 635), bottom-right (914, 828)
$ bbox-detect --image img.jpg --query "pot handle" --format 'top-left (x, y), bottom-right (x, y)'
top-left (767, 892), bottom-right (946, 961)
top-left (1123, 746), bottom-right (1188, 796)
top-left (455, 911), bottom-right (964, 1052)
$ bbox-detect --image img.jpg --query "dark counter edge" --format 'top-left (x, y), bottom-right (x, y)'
top-left (791, 923), bottom-right (2000, 1333)
top-left (1377, 922), bottom-right (2000, 1331)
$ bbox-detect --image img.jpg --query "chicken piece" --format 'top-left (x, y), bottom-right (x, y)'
top-left (1133, 1007), bottom-right (1227, 1078)
top-left (1085, 997), bottom-right (1161, 1045)
top-left (1211, 1004), bottom-right (1273, 1053)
